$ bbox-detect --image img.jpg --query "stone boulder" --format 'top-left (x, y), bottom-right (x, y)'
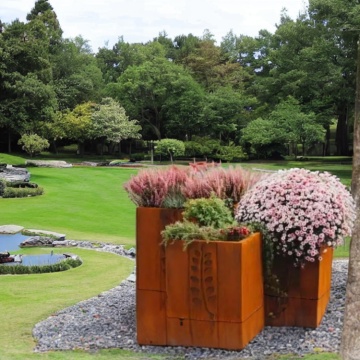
top-left (25, 160), bottom-right (72, 168)
top-left (0, 165), bottom-right (30, 182)
top-left (20, 236), bottom-right (55, 247)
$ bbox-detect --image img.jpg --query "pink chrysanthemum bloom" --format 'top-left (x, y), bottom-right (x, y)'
top-left (235, 168), bottom-right (355, 266)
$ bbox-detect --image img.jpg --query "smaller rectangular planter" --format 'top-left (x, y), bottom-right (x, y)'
top-left (165, 233), bottom-right (264, 350)
top-left (264, 246), bottom-right (333, 328)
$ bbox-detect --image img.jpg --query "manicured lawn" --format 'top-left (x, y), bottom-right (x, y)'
top-left (0, 166), bottom-right (138, 246)
top-left (0, 247), bottom-right (137, 360)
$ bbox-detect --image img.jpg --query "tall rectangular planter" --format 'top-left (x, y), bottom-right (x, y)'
top-left (264, 246), bottom-right (333, 328)
top-left (136, 207), bottom-right (183, 345)
top-left (165, 233), bottom-right (264, 350)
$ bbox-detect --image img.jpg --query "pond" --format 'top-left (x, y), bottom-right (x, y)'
top-left (0, 233), bottom-right (66, 266)
top-left (0, 233), bottom-right (28, 252)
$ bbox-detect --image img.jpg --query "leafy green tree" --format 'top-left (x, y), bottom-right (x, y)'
top-left (155, 138), bottom-right (185, 162)
top-left (18, 133), bottom-right (49, 157)
top-left (61, 102), bottom-right (95, 154)
top-left (107, 58), bottom-right (205, 140)
top-left (241, 97), bottom-right (324, 158)
top-left (52, 38), bottom-right (103, 110)
top-left (203, 86), bottom-right (257, 142)
top-left (91, 97), bottom-right (142, 154)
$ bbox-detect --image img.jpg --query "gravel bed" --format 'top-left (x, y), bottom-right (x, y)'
top-left (33, 243), bottom-right (347, 358)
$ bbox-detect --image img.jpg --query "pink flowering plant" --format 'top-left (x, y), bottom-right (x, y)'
top-left (123, 166), bottom-right (188, 207)
top-left (235, 168), bottom-right (355, 266)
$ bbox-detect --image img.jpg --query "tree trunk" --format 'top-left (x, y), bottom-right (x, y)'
top-left (336, 106), bottom-right (349, 156)
top-left (324, 124), bottom-right (330, 156)
top-left (7, 130), bottom-right (11, 153)
top-left (340, 38), bottom-right (360, 360)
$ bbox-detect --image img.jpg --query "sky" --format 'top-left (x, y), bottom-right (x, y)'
top-left (2, 0), bottom-right (308, 51)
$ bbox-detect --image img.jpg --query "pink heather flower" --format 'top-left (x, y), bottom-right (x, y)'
top-left (235, 168), bottom-right (355, 266)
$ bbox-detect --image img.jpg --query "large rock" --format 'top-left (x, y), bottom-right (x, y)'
top-left (0, 225), bottom-right (24, 234)
top-left (20, 236), bottom-right (55, 247)
top-left (25, 160), bottom-right (72, 168)
top-left (23, 229), bottom-right (66, 240)
top-left (0, 165), bottom-right (30, 182)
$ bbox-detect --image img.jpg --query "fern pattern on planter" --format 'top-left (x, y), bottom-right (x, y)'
top-left (189, 243), bottom-right (217, 320)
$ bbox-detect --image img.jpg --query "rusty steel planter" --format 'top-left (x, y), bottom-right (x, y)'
top-left (165, 233), bottom-right (264, 350)
top-left (136, 207), bottom-right (183, 346)
top-left (264, 246), bottom-right (333, 328)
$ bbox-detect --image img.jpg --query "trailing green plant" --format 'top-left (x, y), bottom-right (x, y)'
top-left (248, 221), bottom-right (288, 305)
top-left (0, 258), bottom-right (82, 275)
top-left (162, 196), bottom-right (254, 248)
top-left (162, 220), bottom-right (222, 248)
top-left (182, 195), bottom-right (234, 228)
top-left (2, 186), bottom-right (44, 198)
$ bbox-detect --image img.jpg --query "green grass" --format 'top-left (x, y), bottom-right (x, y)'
top-left (0, 166), bottom-right (138, 245)
top-left (0, 247), bottom-right (136, 359)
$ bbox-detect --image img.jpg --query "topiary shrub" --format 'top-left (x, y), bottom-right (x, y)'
top-left (0, 258), bottom-right (82, 275)
top-left (3, 186), bottom-right (44, 198)
top-left (0, 179), bottom-right (5, 196)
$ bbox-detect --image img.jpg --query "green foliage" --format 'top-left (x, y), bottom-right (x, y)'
top-left (2, 186), bottom-right (44, 198)
top-left (6, 181), bottom-right (38, 188)
top-left (129, 153), bottom-right (146, 161)
top-left (155, 138), bottom-right (185, 162)
top-left (91, 97), bottom-right (142, 145)
top-left (0, 258), bottom-right (82, 275)
top-left (216, 143), bottom-right (248, 162)
top-left (0, 179), bottom-right (5, 196)
top-left (183, 196), bottom-right (234, 228)
top-left (18, 134), bottom-right (50, 157)
top-left (162, 220), bottom-right (222, 246)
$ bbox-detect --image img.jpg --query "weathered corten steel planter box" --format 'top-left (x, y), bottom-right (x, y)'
top-left (136, 207), bottom-right (183, 346)
top-left (264, 246), bottom-right (333, 328)
top-left (165, 232), bottom-right (264, 350)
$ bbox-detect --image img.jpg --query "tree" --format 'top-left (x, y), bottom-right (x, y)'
top-left (241, 97), bottom-right (325, 158)
top-left (107, 58), bottom-right (205, 140)
top-left (18, 133), bottom-right (49, 157)
top-left (341, 2), bottom-right (360, 355)
top-left (61, 102), bottom-right (95, 154)
top-left (91, 97), bottom-right (142, 155)
top-left (155, 138), bottom-right (185, 162)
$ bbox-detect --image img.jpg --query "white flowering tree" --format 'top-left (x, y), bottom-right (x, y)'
top-left (91, 97), bottom-right (142, 155)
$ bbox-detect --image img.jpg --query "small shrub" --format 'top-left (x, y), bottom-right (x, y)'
top-left (129, 153), bottom-right (145, 161)
top-left (18, 133), bottom-right (50, 157)
top-left (0, 179), bottom-right (5, 196)
top-left (6, 181), bottom-right (38, 188)
top-left (183, 196), bottom-right (234, 229)
top-left (3, 186), bottom-right (44, 198)
top-left (0, 257), bottom-right (82, 275)
top-left (155, 139), bottom-right (185, 162)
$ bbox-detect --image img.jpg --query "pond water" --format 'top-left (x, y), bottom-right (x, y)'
top-left (3, 253), bottom-right (66, 266)
top-left (0, 233), bottom-right (66, 266)
top-left (0, 233), bottom-right (28, 252)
